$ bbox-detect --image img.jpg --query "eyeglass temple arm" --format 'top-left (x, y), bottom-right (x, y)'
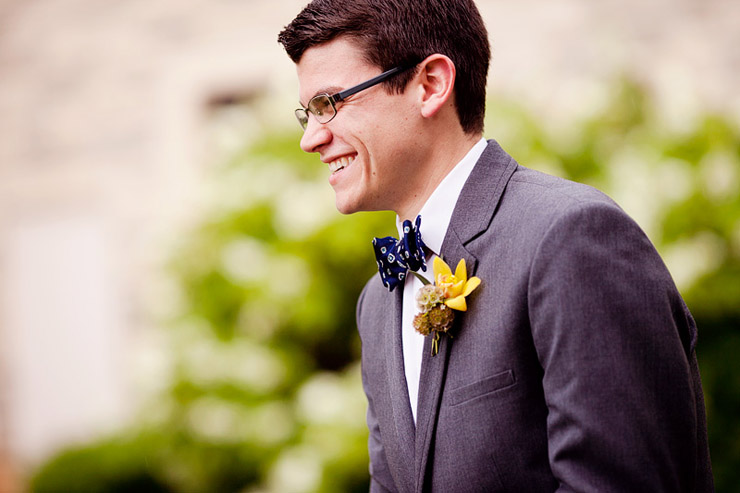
top-left (332, 65), bottom-right (409, 103)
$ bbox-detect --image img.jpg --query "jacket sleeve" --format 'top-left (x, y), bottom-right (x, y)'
top-left (528, 201), bottom-right (710, 492)
top-left (356, 283), bottom-right (396, 493)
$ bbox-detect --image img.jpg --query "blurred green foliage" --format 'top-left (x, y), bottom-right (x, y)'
top-left (32, 79), bottom-right (740, 492)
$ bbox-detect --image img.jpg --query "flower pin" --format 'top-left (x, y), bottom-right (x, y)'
top-left (412, 257), bottom-right (481, 356)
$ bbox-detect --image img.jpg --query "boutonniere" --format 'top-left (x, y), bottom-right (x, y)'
top-left (412, 257), bottom-right (481, 356)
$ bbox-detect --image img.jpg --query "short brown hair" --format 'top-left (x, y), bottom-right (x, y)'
top-left (277, 0), bottom-right (491, 135)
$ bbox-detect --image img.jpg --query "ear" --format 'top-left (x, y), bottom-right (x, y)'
top-left (416, 54), bottom-right (456, 119)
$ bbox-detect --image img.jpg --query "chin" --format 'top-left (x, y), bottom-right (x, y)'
top-left (334, 197), bottom-right (361, 215)
top-left (334, 189), bottom-right (386, 215)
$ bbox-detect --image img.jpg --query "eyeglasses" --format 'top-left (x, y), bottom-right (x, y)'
top-left (295, 65), bottom-right (412, 131)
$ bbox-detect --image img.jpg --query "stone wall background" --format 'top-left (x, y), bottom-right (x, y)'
top-left (0, 0), bottom-right (738, 489)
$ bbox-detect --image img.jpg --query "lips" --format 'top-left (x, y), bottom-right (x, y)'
top-left (328, 155), bottom-right (355, 174)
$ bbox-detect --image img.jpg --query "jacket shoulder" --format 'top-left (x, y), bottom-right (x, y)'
top-left (492, 165), bottom-right (634, 246)
top-left (509, 165), bottom-right (618, 209)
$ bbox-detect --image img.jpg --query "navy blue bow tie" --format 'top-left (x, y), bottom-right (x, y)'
top-left (373, 215), bottom-right (428, 292)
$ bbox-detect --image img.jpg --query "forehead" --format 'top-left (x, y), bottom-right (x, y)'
top-left (296, 37), bottom-right (378, 101)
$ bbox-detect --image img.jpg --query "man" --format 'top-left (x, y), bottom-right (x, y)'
top-left (278, 0), bottom-right (713, 491)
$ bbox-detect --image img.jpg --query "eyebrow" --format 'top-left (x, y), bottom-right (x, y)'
top-left (299, 86), bottom-right (344, 108)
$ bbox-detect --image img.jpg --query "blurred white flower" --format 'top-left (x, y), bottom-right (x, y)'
top-left (230, 341), bottom-right (287, 393)
top-left (266, 253), bottom-right (310, 299)
top-left (220, 236), bottom-right (269, 284)
top-left (296, 373), bottom-right (346, 426)
top-left (273, 181), bottom-right (336, 239)
top-left (237, 300), bottom-right (280, 340)
top-left (129, 328), bottom-right (173, 401)
top-left (207, 162), bottom-right (299, 214)
top-left (296, 366), bottom-right (367, 429)
top-left (183, 338), bottom-right (286, 393)
top-left (249, 401), bottom-right (294, 446)
top-left (663, 231), bottom-right (726, 290)
top-left (700, 150), bottom-right (739, 202)
top-left (607, 147), bottom-right (662, 239)
top-left (187, 397), bottom-right (249, 444)
top-left (655, 158), bottom-right (694, 204)
top-left (267, 446), bottom-right (322, 493)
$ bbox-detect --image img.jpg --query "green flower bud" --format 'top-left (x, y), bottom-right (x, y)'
top-left (416, 284), bottom-right (445, 312)
top-left (413, 312), bottom-right (432, 336)
top-left (428, 304), bottom-right (455, 333)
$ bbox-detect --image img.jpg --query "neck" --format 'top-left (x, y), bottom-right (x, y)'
top-left (396, 131), bottom-right (481, 221)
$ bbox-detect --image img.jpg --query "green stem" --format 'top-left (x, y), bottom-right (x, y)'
top-left (431, 331), bottom-right (440, 357)
top-left (413, 271), bottom-right (431, 285)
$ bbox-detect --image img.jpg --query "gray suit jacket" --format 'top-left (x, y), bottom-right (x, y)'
top-left (356, 140), bottom-right (713, 492)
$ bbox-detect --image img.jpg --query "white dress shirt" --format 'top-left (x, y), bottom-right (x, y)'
top-left (397, 138), bottom-right (487, 424)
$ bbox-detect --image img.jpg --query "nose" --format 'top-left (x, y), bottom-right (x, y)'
top-left (300, 117), bottom-right (332, 154)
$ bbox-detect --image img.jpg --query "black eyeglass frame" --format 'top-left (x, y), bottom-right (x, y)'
top-left (295, 64), bottom-right (413, 130)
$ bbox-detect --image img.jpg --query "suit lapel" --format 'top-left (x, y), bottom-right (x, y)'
top-left (412, 140), bottom-right (518, 491)
top-left (448, 140), bottom-right (518, 246)
top-left (385, 285), bottom-right (416, 493)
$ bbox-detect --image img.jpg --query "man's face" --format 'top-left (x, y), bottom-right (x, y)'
top-left (296, 37), bottom-right (423, 215)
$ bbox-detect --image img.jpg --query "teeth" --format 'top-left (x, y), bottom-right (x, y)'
top-left (328, 156), bottom-right (354, 173)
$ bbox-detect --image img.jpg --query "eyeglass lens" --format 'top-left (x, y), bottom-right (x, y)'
top-left (296, 95), bottom-right (336, 129)
top-left (308, 95), bottom-right (334, 122)
top-left (295, 109), bottom-right (309, 130)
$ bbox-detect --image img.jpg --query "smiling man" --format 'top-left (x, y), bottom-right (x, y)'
top-left (294, 39), bottom-right (480, 219)
top-left (278, 1), bottom-right (713, 491)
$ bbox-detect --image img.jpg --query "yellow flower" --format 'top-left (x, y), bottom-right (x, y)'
top-left (433, 257), bottom-right (481, 311)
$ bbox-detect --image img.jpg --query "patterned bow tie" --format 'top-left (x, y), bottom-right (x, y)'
top-left (373, 215), bottom-right (428, 292)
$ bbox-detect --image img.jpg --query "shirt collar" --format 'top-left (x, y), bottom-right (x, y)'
top-left (396, 138), bottom-right (487, 256)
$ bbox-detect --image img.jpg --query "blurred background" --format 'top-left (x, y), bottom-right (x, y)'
top-left (1, 0), bottom-right (739, 491)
